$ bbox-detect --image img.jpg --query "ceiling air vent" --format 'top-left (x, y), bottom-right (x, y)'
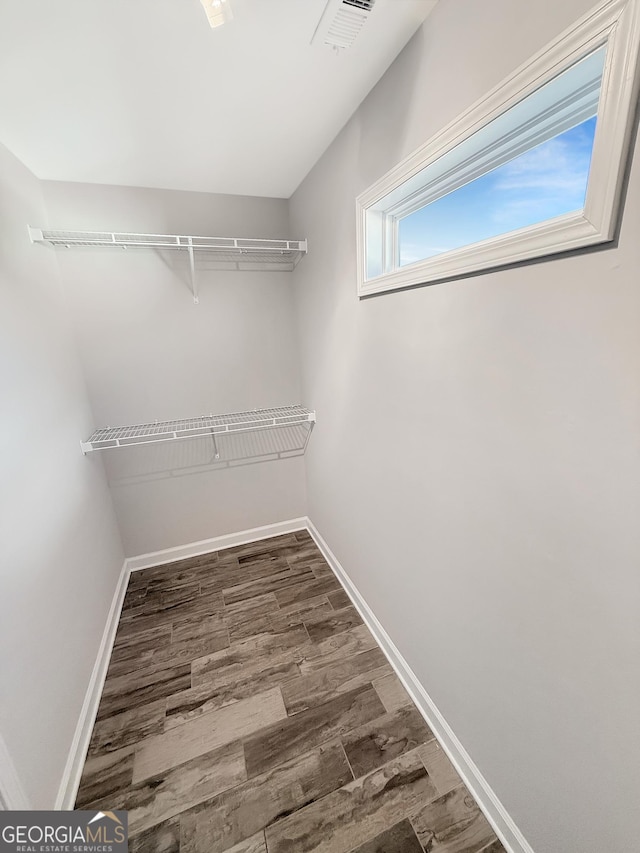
top-left (343, 0), bottom-right (376, 10)
top-left (312, 0), bottom-right (377, 51)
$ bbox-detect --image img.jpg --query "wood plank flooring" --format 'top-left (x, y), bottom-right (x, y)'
top-left (76, 530), bottom-right (507, 853)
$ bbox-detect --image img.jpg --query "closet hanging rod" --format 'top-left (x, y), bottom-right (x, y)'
top-left (80, 405), bottom-right (316, 454)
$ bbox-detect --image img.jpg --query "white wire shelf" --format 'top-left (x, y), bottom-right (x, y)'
top-left (29, 228), bottom-right (307, 264)
top-left (28, 227), bottom-right (308, 302)
top-left (80, 405), bottom-right (316, 454)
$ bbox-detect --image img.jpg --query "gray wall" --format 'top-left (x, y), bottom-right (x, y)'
top-left (290, 1), bottom-right (640, 851)
top-left (0, 144), bottom-right (124, 807)
top-left (43, 182), bottom-right (307, 556)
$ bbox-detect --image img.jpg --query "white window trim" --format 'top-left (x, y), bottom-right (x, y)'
top-left (356, 0), bottom-right (640, 297)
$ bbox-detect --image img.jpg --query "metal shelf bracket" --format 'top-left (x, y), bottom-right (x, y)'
top-left (187, 237), bottom-right (198, 304)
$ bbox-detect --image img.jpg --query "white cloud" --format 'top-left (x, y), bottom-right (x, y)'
top-left (497, 141), bottom-right (588, 192)
top-left (491, 132), bottom-right (592, 226)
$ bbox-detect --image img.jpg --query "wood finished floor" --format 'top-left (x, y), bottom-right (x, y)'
top-left (76, 531), bottom-right (507, 853)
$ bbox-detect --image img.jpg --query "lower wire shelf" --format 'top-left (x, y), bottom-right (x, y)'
top-left (80, 405), bottom-right (315, 454)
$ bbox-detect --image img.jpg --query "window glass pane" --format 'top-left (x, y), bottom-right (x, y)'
top-left (363, 44), bottom-right (607, 280)
top-left (398, 116), bottom-right (597, 266)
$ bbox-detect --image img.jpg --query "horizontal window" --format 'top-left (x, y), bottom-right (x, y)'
top-left (357, 0), bottom-right (640, 296)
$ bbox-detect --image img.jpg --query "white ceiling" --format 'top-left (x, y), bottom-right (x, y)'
top-left (0, 0), bottom-right (436, 198)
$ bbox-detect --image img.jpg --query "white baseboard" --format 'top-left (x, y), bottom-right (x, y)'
top-left (55, 561), bottom-right (131, 810)
top-left (306, 519), bottom-right (535, 853)
top-left (125, 518), bottom-right (308, 573)
top-left (0, 732), bottom-right (31, 810)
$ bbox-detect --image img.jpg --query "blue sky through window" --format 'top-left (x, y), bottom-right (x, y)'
top-left (398, 116), bottom-right (597, 267)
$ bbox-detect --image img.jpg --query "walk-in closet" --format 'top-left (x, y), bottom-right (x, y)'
top-left (1, 1), bottom-right (639, 852)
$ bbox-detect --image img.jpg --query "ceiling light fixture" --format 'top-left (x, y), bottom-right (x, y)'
top-left (200, 0), bottom-right (233, 29)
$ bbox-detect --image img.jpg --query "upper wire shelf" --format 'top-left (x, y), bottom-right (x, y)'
top-left (28, 228), bottom-right (307, 267)
top-left (80, 405), bottom-right (316, 454)
top-left (28, 227), bottom-right (308, 302)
